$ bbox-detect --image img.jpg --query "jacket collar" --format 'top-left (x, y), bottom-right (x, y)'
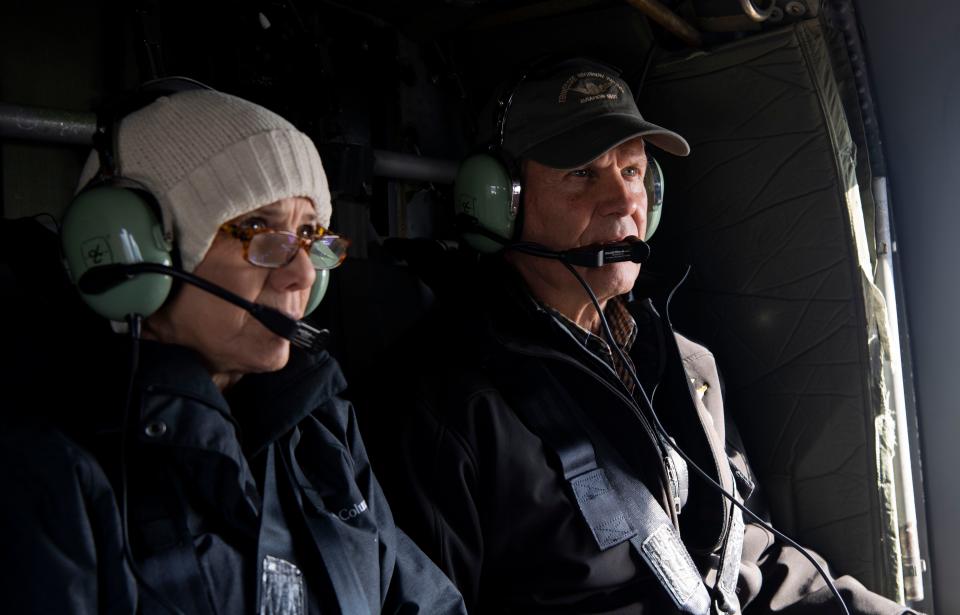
top-left (226, 348), bottom-right (346, 457)
top-left (133, 341), bottom-right (239, 454)
top-left (136, 340), bottom-right (229, 411)
top-left (132, 341), bottom-right (345, 458)
top-left (475, 256), bottom-right (689, 353)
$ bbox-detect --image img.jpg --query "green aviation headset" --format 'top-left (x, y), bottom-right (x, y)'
top-left (453, 63), bottom-right (665, 254)
top-left (61, 79), bottom-right (329, 323)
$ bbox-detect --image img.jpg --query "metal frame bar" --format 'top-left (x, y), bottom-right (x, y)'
top-left (0, 103), bottom-right (458, 184)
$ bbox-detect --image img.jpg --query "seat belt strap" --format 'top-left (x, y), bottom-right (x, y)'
top-left (498, 359), bottom-right (712, 614)
top-left (713, 491), bottom-right (744, 614)
top-left (279, 431), bottom-right (373, 615)
top-left (657, 322), bottom-right (744, 615)
top-left (256, 443), bottom-right (307, 615)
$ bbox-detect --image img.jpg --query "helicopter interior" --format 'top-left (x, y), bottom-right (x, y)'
top-left (1, 1), bottom-right (952, 613)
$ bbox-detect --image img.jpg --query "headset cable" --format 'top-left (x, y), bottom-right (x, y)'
top-left (119, 314), bottom-right (186, 615)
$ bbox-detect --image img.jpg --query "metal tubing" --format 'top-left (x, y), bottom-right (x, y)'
top-left (0, 103), bottom-right (96, 146)
top-left (372, 149), bottom-right (459, 184)
top-left (623, 0), bottom-right (703, 47)
top-left (874, 177), bottom-right (924, 602)
top-left (0, 102), bottom-right (459, 184)
top-left (828, 0), bottom-right (886, 175)
top-left (739, 0), bottom-right (775, 22)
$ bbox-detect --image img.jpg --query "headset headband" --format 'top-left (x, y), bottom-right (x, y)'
top-left (92, 77), bottom-right (215, 182)
top-left (494, 73), bottom-right (528, 150)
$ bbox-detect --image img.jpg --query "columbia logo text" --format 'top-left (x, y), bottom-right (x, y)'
top-left (337, 500), bottom-right (368, 520)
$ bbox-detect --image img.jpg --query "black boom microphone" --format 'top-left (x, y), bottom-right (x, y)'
top-left (510, 237), bottom-right (650, 267)
top-left (456, 214), bottom-right (651, 267)
top-left (78, 263), bottom-right (329, 353)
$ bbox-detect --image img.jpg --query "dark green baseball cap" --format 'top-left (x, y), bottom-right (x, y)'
top-left (500, 58), bottom-right (690, 168)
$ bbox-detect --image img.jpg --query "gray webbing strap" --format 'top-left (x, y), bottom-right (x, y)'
top-left (276, 432), bottom-right (373, 615)
top-left (499, 360), bottom-right (712, 614)
top-left (658, 320), bottom-right (744, 614)
top-left (256, 443), bottom-right (306, 615)
top-left (713, 489), bottom-right (744, 614)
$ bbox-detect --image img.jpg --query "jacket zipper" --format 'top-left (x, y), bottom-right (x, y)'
top-left (664, 453), bottom-right (682, 516)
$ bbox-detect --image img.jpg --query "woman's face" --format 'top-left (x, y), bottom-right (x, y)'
top-left (146, 196), bottom-right (318, 385)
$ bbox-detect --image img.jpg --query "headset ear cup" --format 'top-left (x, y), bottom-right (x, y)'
top-left (454, 153), bottom-right (520, 253)
top-left (303, 268), bottom-right (329, 316)
top-left (645, 200), bottom-right (662, 241)
top-left (644, 155), bottom-right (665, 241)
top-left (61, 184), bottom-right (174, 320)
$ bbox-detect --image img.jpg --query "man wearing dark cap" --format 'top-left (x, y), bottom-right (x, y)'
top-left (384, 58), bottom-right (915, 614)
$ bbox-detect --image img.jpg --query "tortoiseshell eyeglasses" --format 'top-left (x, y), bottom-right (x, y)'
top-left (220, 222), bottom-right (350, 270)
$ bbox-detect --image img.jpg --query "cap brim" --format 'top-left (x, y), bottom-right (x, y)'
top-left (521, 114), bottom-right (690, 169)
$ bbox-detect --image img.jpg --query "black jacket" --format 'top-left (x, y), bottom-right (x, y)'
top-left (0, 335), bottom-right (466, 615)
top-left (381, 260), bottom-right (913, 614)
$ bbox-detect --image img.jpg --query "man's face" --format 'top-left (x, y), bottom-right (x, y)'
top-left (518, 136), bottom-right (649, 304)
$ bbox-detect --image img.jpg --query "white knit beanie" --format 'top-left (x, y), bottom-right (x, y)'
top-left (78, 89), bottom-right (331, 272)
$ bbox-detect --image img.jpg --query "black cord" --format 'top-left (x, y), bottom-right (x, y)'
top-left (634, 44), bottom-right (658, 100)
top-left (119, 314), bottom-right (186, 615)
top-left (559, 262), bottom-right (852, 615)
top-left (80, 263), bottom-right (328, 352)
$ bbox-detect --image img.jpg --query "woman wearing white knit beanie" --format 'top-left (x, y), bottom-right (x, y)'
top-left (2, 86), bottom-right (466, 615)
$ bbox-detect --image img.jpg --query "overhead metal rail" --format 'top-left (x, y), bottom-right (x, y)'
top-left (0, 103), bottom-right (459, 184)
